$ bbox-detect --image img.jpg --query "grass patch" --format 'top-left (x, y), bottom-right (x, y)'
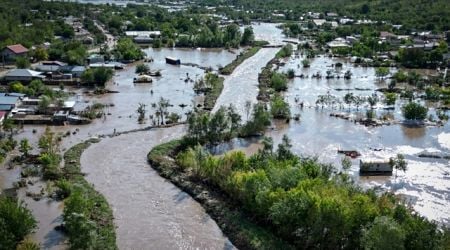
top-left (148, 140), bottom-right (293, 250)
top-left (62, 139), bottom-right (117, 250)
top-left (219, 46), bottom-right (262, 75)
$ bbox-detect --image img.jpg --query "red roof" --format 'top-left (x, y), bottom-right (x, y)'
top-left (0, 111), bottom-right (7, 118)
top-left (6, 44), bottom-right (29, 54)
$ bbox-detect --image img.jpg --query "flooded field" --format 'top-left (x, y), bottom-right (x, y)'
top-left (81, 126), bottom-right (235, 249)
top-left (266, 55), bottom-right (450, 224)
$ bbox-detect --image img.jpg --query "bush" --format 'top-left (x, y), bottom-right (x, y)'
top-left (270, 94), bottom-right (290, 119)
top-left (0, 197), bottom-right (36, 249)
top-left (402, 102), bottom-right (428, 121)
top-left (270, 72), bottom-right (288, 91)
top-left (276, 44), bottom-right (293, 58)
top-left (135, 63), bottom-right (150, 74)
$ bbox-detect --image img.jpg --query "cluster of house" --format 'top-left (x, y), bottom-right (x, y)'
top-left (296, 11), bottom-right (450, 65)
top-left (1, 43), bottom-right (127, 85)
top-left (0, 90), bottom-right (80, 125)
top-left (64, 16), bottom-right (95, 45)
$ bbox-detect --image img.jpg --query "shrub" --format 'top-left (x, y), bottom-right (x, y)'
top-left (270, 72), bottom-right (288, 91)
top-left (402, 102), bottom-right (428, 121)
top-left (0, 197), bottom-right (36, 249)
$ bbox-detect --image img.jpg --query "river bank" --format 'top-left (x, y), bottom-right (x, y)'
top-left (147, 140), bottom-right (293, 250)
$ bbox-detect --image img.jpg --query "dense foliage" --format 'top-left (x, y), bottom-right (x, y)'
top-left (175, 133), bottom-right (449, 249)
top-left (0, 197), bottom-right (36, 250)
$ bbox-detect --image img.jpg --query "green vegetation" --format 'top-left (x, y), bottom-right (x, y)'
top-left (148, 140), bottom-right (293, 250)
top-left (0, 196), bottom-right (37, 250)
top-left (62, 139), bottom-right (117, 250)
top-left (270, 94), bottom-right (290, 119)
top-left (193, 73), bottom-right (224, 110)
top-left (384, 92), bottom-right (397, 106)
top-left (275, 44), bottom-right (293, 58)
top-left (81, 67), bottom-right (113, 87)
top-left (150, 129), bottom-right (449, 249)
top-left (219, 46), bottom-right (261, 75)
top-left (402, 102), bottom-right (428, 121)
top-left (113, 38), bottom-right (145, 61)
top-left (135, 63), bottom-right (150, 74)
top-left (270, 72), bottom-right (288, 92)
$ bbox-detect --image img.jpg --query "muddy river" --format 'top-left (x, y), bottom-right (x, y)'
top-left (81, 126), bottom-right (235, 249)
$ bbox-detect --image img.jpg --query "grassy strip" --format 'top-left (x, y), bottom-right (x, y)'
top-left (62, 139), bottom-right (117, 250)
top-left (203, 76), bottom-right (224, 111)
top-left (148, 140), bottom-right (293, 250)
top-left (257, 58), bottom-right (278, 102)
top-left (219, 46), bottom-right (262, 75)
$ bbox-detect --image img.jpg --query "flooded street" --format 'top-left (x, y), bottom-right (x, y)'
top-left (81, 126), bottom-right (235, 250)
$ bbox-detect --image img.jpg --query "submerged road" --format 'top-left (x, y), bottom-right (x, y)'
top-left (80, 126), bottom-right (235, 249)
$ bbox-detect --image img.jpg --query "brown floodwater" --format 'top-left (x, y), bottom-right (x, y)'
top-left (80, 126), bottom-right (235, 249)
top-left (1, 46), bottom-right (239, 249)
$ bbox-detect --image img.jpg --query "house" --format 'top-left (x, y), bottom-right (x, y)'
top-left (359, 159), bottom-right (392, 174)
top-left (327, 38), bottom-right (350, 48)
top-left (88, 54), bottom-right (105, 64)
top-left (0, 95), bottom-right (20, 111)
top-left (379, 32), bottom-right (400, 44)
top-left (326, 12), bottom-right (338, 17)
top-left (3, 69), bottom-right (44, 82)
top-left (41, 61), bottom-right (67, 67)
top-left (312, 19), bottom-right (327, 26)
top-left (1, 44), bottom-right (29, 63)
top-left (125, 31), bottom-right (161, 38)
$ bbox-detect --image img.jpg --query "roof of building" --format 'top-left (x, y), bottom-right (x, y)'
top-left (35, 65), bottom-right (61, 72)
top-left (313, 19), bottom-right (327, 26)
top-left (0, 96), bottom-right (19, 105)
top-left (7, 92), bottom-right (26, 98)
top-left (0, 104), bottom-right (13, 111)
top-left (41, 60), bottom-right (67, 66)
top-left (0, 111), bottom-right (7, 118)
top-left (5, 69), bottom-right (43, 78)
top-left (5, 44), bottom-right (29, 54)
top-left (125, 31), bottom-right (161, 37)
top-left (71, 66), bottom-right (86, 72)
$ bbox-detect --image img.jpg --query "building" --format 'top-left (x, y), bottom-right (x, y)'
top-left (88, 54), bottom-right (105, 64)
top-left (359, 159), bottom-right (392, 174)
top-left (1, 44), bottom-right (29, 63)
top-left (3, 69), bottom-right (44, 82)
top-left (125, 31), bottom-right (161, 38)
top-left (0, 111), bottom-right (7, 124)
top-left (0, 94), bottom-right (20, 111)
top-left (312, 19), bottom-right (327, 26)
top-left (327, 38), bottom-right (350, 48)
top-left (41, 61), bottom-right (67, 67)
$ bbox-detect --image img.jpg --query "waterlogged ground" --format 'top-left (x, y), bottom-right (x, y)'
top-left (267, 55), bottom-right (450, 224)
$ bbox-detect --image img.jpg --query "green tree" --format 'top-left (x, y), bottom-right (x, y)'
top-left (135, 63), bottom-right (150, 74)
top-left (270, 94), bottom-right (290, 119)
top-left (0, 197), bottom-right (37, 249)
top-left (15, 56), bottom-right (30, 69)
top-left (19, 139), bottom-right (32, 158)
top-left (270, 72), bottom-right (288, 91)
top-left (33, 47), bottom-right (49, 61)
top-left (362, 216), bottom-right (405, 250)
top-left (241, 26), bottom-right (254, 46)
top-left (402, 102), bottom-right (427, 121)
top-left (384, 92), bottom-right (397, 106)
top-left (375, 67), bottom-right (389, 79)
